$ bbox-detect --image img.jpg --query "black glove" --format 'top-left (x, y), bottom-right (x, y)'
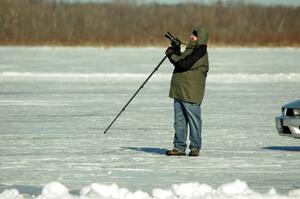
top-left (165, 47), bottom-right (174, 57)
top-left (171, 37), bottom-right (181, 55)
top-left (171, 41), bottom-right (181, 54)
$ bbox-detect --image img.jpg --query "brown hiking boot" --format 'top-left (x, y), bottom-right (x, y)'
top-left (189, 149), bottom-right (200, 157)
top-left (166, 149), bottom-right (186, 156)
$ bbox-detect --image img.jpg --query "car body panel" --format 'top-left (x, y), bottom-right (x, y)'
top-left (282, 99), bottom-right (300, 109)
top-left (275, 99), bottom-right (300, 139)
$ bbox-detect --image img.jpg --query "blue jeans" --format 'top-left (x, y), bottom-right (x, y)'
top-left (173, 99), bottom-right (202, 152)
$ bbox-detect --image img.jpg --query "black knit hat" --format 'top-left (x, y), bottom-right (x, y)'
top-left (192, 30), bottom-right (198, 37)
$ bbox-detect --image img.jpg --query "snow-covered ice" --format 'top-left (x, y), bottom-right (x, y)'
top-left (0, 47), bottom-right (300, 199)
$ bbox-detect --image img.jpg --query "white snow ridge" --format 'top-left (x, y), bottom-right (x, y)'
top-left (1, 180), bottom-right (300, 199)
top-left (1, 72), bottom-right (300, 83)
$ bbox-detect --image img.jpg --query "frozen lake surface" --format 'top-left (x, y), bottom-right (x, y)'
top-left (0, 47), bottom-right (300, 199)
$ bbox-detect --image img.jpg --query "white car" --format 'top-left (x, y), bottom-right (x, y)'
top-left (275, 99), bottom-right (300, 139)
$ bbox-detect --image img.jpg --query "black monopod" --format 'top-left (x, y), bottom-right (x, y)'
top-left (103, 32), bottom-right (178, 134)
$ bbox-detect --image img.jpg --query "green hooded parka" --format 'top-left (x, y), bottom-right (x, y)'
top-left (167, 27), bottom-right (209, 105)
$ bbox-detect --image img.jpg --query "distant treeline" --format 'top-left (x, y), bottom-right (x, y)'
top-left (0, 0), bottom-right (299, 46)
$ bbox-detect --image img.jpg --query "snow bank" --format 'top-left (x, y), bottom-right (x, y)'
top-left (0, 189), bottom-right (23, 199)
top-left (1, 180), bottom-right (300, 199)
top-left (37, 182), bottom-right (72, 199)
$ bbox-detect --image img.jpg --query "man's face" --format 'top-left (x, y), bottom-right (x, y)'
top-left (190, 34), bottom-right (198, 41)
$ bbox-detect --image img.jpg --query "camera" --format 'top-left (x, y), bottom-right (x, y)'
top-left (165, 32), bottom-right (181, 54)
top-left (165, 32), bottom-right (181, 47)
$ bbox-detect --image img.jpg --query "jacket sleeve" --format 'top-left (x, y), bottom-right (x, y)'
top-left (168, 45), bottom-right (207, 71)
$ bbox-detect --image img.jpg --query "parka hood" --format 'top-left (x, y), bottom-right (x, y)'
top-left (193, 27), bottom-right (209, 45)
top-left (186, 27), bottom-right (209, 49)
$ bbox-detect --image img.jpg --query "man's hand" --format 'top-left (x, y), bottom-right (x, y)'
top-left (165, 47), bottom-right (174, 57)
top-left (171, 40), bottom-right (181, 54)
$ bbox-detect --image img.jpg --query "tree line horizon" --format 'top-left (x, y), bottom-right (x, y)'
top-left (0, 0), bottom-right (299, 46)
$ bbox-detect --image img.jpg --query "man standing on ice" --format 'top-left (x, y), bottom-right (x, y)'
top-left (165, 27), bottom-right (209, 156)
